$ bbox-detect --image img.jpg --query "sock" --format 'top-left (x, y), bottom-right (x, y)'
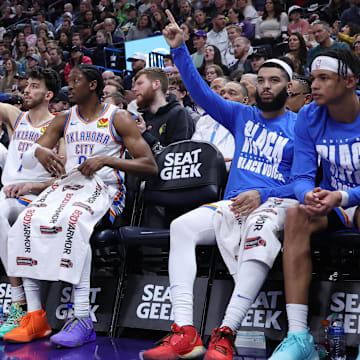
top-left (221, 260), bottom-right (270, 331)
top-left (74, 249), bottom-right (91, 318)
top-left (286, 303), bottom-right (308, 333)
top-left (11, 285), bottom-right (26, 303)
top-left (23, 278), bottom-right (42, 312)
top-left (170, 283), bottom-right (193, 327)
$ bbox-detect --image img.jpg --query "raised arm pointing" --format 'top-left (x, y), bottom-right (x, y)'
top-left (162, 10), bottom-right (185, 49)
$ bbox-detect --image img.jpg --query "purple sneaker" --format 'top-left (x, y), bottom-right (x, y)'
top-left (50, 317), bottom-right (96, 348)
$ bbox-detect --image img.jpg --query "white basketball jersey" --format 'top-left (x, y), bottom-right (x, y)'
top-left (64, 103), bottom-right (126, 188)
top-left (2, 112), bottom-right (54, 187)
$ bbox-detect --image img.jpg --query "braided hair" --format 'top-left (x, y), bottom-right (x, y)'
top-left (74, 64), bottom-right (104, 100)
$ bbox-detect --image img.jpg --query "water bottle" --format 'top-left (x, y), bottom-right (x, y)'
top-left (318, 319), bottom-right (330, 360)
top-left (329, 313), bottom-right (346, 360)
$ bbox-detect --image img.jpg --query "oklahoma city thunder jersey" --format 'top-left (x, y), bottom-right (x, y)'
top-left (63, 103), bottom-right (126, 187)
top-left (2, 111), bottom-right (54, 187)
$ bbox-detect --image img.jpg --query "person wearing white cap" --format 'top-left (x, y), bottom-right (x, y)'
top-left (287, 6), bottom-right (309, 35)
top-left (270, 48), bottom-right (360, 360)
top-left (143, 10), bottom-right (299, 360)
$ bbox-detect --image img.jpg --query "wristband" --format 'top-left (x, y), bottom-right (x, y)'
top-left (339, 191), bottom-right (349, 207)
top-left (22, 143), bottom-right (43, 169)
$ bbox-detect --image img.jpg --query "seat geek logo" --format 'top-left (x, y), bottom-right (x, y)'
top-left (160, 149), bottom-right (202, 181)
top-left (136, 284), bottom-right (174, 320)
top-left (0, 282), bottom-right (12, 312)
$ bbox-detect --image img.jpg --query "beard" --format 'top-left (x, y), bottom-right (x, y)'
top-left (23, 93), bottom-right (46, 110)
top-left (136, 86), bottom-right (156, 109)
top-left (255, 87), bottom-right (288, 112)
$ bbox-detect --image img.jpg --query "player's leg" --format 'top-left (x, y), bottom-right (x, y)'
top-left (0, 197), bottom-right (28, 337)
top-left (50, 248), bottom-right (95, 347)
top-left (4, 277), bottom-right (51, 342)
top-left (204, 198), bottom-right (295, 360)
top-left (270, 205), bottom-right (327, 360)
top-left (143, 203), bottom-right (220, 360)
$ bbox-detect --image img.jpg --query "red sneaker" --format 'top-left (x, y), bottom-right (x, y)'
top-left (143, 323), bottom-right (206, 360)
top-left (204, 327), bottom-right (236, 360)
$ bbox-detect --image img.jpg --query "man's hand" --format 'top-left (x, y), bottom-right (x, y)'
top-left (229, 190), bottom-right (261, 217)
top-left (301, 188), bottom-right (341, 216)
top-left (35, 147), bottom-right (65, 177)
top-left (78, 156), bottom-right (106, 177)
top-left (136, 113), bottom-right (152, 134)
top-left (162, 10), bottom-right (185, 49)
top-left (3, 181), bottom-right (51, 198)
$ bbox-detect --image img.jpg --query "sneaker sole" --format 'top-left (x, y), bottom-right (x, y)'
top-left (179, 346), bottom-right (207, 359)
top-left (4, 329), bottom-right (52, 343)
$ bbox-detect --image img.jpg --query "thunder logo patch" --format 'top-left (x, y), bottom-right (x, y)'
top-left (97, 118), bottom-right (108, 128)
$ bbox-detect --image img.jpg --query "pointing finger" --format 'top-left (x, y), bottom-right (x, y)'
top-left (165, 9), bottom-right (177, 25)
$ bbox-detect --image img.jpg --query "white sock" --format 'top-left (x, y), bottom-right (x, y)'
top-left (170, 284), bottom-right (193, 327)
top-left (286, 303), bottom-right (308, 333)
top-left (23, 278), bottom-right (42, 312)
top-left (74, 249), bottom-right (91, 319)
top-left (221, 260), bottom-right (270, 331)
top-left (11, 285), bottom-right (26, 303)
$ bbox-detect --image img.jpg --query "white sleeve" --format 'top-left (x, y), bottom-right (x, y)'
top-left (0, 143), bottom-right (7, 169)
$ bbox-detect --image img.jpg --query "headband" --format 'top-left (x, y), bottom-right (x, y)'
top-left (311, 56), bottom-right (353, 75)
top-left (263, 59), bottom-right (293, 80)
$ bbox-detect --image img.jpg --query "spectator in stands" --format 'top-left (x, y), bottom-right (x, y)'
top-left (180, 22), bottom-right (195, 54)
top-left (240, 73), bottom-right (257, 105)
top-left (287, 33), bottom-right (307, 73)
top-left (58, 30), bottom-right (72, 53)
top-left (249, 46), bottom-right (268, 73)
top-left (13, 4), bottom-right (27, 24)
top-left (90, 30), bottom-right (114, 69)
top-left (102, 70), bottom-right (116, 83)
top-left (83, 10), bottom-right (96, 29)
top-left (2, 33), bottom-right (12, 52)
top-left (49, 90), bottom-right (70, 113)
top-left (103, 81), bottom-right (123, 97)
top-left (0, 50), bottom-right (11, 76)
top-left (193, 80), bottom-right (248, 170)
top-left (228, 36), bottom-right (251, 73)
top-left (321, 0), bottom-right (350, 26)
top-left (126, 14), bottom-right (153, 41)
top-left (123, 52), bottom-right (147, 91)
top-left (16, 73), bottom-right (28, 94)
top-left (205, 64), bottom-right (224, 83)
top-left (139, 0), bottom-right (152, 16)
top-left (38, 23), bottom-right (53, 40)
top-left (13, 41), bottom-right (27, 75)
top-left (193, 10), bottom-right (212, 32)
top-left (178, 0), bottom-right (193, 25)
top-left (168, 77), bottom-right (201, 124)
top-left (287, 6), bottom-right (309, 35)
top-left (198, 44), bottom-right (229, 76)
top-left (36, 36), bottom-right (49, 67)
top-left (306, 21), bottom-right (350, 67)
top-left (0, 60), bottom-right (17, 93)
top-left (104, 17), bottom-right (125, 44)
top-left (337, 23), bottom-right (360, 47)
top-left (254, 0), bottom-right (288, 44)
top-left (71, 33), bottom-right (91, 57)
top-left (354, 34), bottom-right (360, 57)
top-left (340, 0), bottom-right (360, 28)
top-left (270, 48), bottom-right (360, 360)
top-left (121, 5), bottom-right (139, 35)
top-left (80, 24), bottom-right (96, 48)
top-left (133, 67), bottom-right (194, 151)
top-left (0, 6), bottom-right (14, 28)
top-left (74, 1), bottom-right (91, 26)
top-left (64, 46), bottom-right (92, 83)
top-left (114, 0), bottom-right (128, 26)
top-left (103, 92), bottom-right (128, 108)
top-left (144, 13), bottom-right (298, 360)
top-left (236, 0), bottom-right (259, 24)
top-left (207, 12), bottom-right (230, 60)
top-left (285, 51), bottom-right (304, 75)
top-left (26, 54), bottom-right (41, 70)
top-left (162, 0), bottom-right (181, 20)
top-left (32, 11), bottom-right (55, 36)
top-left (227, 8), bottom-right (255, 40)
top-left (23, 24), bottom-right (37, 47)
top-left (54, 2), bottom-right (74, 30)
top-left (152, 9), bottom-right (168, 33)
top-left (191, 30), bottom-right (207, 68)
top-left (286, 75), bottom-right (312, 113)
top-left (225, 25), bottom-right (243, 68)
top-left (48, 47), bottom-right (66, 87)
top-left (200, 0), bottom-right (217, 19)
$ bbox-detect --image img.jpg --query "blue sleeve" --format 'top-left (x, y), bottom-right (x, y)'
top-left (257, 183), bottom-right (295, 203)
top-left (292, 108), bottom-right (318, 203)
top-left (346, 188), bottom-right (360, 207)
top-left (171, 43), bottom-right (252, 134)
